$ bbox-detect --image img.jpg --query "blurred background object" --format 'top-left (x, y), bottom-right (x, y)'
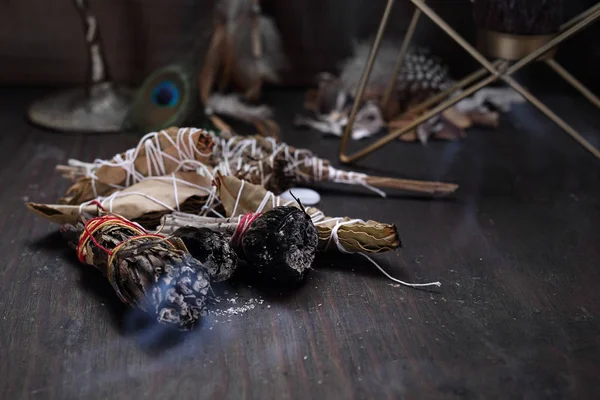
top-left (1, 0), bottom-right (598, 91)
top-left (27, 0), bottom-right (133, 132)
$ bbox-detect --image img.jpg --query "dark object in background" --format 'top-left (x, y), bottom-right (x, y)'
top-left (172, 226), bottom-right (239, 282)
top-left (239, 206), bottom-right (318, 284)
top-left (473, 0), bottom-right (564, 35)
top-left (124, 0), bottom-right (286, 136)
top-left (199, 0), bottom-right (285, 137)
top-left (1, 0), bottom-right (598, 90)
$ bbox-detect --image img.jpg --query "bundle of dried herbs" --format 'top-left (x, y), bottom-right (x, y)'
top-left (61, 212), bottom-right (213, 330)
top-left (56, 127), bottom-right (459, 205)
top-left (163, 205), bottom-right (319, 284)
top-left (56, 127), bottom-right (215, 205)
top-left (26, 172), bottom-right (217, 228)
top-left (210, 133), bottom-right (458, 196)
top-left (208, 175), bottom-right (440, 288)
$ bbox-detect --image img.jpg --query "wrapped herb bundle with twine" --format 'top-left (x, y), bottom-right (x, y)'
top-left (211, 132), bottom-right (458, 197)
top-left (57, 127), bottom-right (458, 206)
top-left (26, 172), bottom-right (219, 228)
top-left (212, 174), bottom-right (400, 253)
top-left (61, 209), bottom-right (213, 330)
top-left (164, 174), bottom-right (440, 289)
top-left (26, 167), bottom-right (421, 270)
top-left (57, 128), bottom-right (215, 205)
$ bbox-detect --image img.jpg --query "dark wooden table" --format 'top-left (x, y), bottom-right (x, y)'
top-left (1, 87), bottom-right (599, 399)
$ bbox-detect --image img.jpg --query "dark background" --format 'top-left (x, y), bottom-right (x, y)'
top-left (1, 0), bottom-right (599, 90)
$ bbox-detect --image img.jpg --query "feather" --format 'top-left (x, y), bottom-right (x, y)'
top-left (339, 40), bottom-right (453, 102)
top-left (207, 94), bottom-right (274, 123)
top-left (199, 0), bottom-right (284, 136)
top-left (218, 0), bottom-right (286, 96)
top-left (123, 64), bottom-right (199, 133)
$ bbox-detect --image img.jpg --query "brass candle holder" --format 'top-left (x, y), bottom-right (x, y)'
top-left (339, 0), bottom-right (600, 163)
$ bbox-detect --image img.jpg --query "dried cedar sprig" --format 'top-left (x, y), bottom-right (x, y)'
top-left (61, 213), bottom-right (213, 331)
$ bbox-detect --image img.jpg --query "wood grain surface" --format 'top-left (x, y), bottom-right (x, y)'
top-left (0, 86), bottom-right (599, 399)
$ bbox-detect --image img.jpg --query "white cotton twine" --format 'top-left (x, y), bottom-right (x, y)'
top-left (71, 128), bottom-right (389, 202)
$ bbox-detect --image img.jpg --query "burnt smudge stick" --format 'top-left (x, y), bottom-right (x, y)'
top-left (161, 206), bottom-right (319, 284)
top-left (60, 214), bottom-right (213, 331)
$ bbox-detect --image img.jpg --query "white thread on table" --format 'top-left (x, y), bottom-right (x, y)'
top-left (324, 218), bottom-right (440, 289)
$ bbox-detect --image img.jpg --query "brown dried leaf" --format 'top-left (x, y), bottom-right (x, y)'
top-left (27, 172), bottom-right (212, 227)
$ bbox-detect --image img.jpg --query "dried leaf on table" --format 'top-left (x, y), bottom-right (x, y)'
top-left (26, 172), bottom-right (214, 227)
top-left (397, 130), bottom-right (418, 142)
top-left (442, 107), bottom-right (472, 129)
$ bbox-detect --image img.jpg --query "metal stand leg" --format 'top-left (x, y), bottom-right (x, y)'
top-left (339, 0), bottom-right (600, 164)
top-left (546, 59), bottom-right (600, 109)
top-left (501, 76), bottom-right (600, 159)
top-left (381, 6), bottom-right (423, 110)
top-left (340, 0), bottom-right (396, 163)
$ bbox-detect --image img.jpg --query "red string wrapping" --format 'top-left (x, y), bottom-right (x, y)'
top-left (76, 214), bottom-right (167, 264)
top-left (231, 212), bottom-right (262, 247)
top-left (89, 199), bottom-right (106, 211)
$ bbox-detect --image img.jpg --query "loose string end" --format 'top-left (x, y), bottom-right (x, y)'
top-left (359, 253), bottom-right (442, 290)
